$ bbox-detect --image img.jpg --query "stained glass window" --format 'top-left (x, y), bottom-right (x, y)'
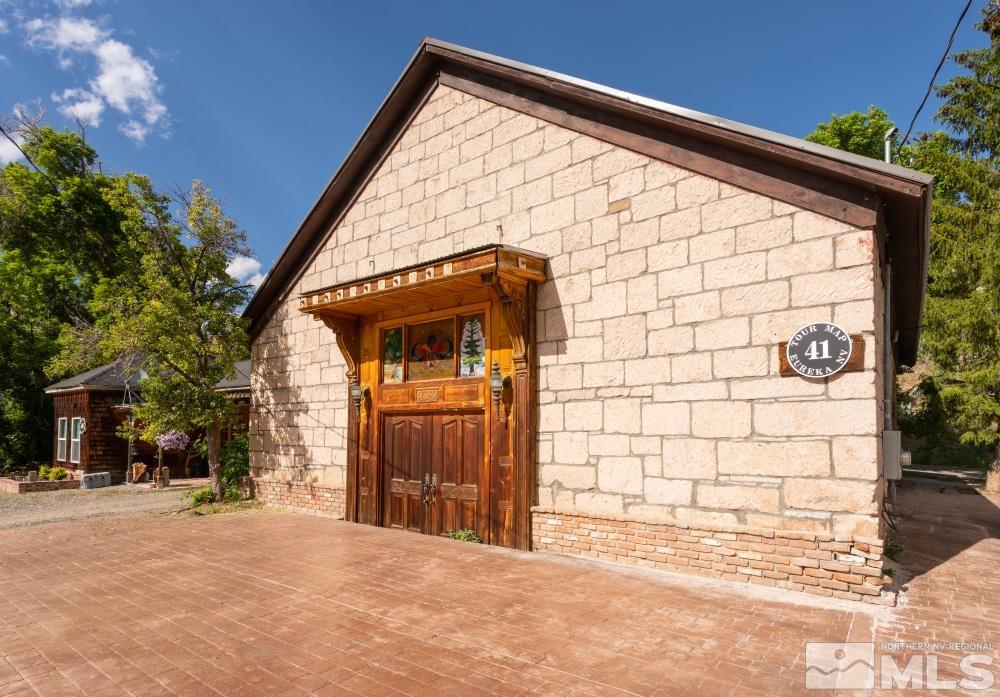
top-left (382, 327), bottom-right (403, 384)
top-left (459, 314), bottom-right (486, 377)
top-left (407, 318), bottom-right (455, 381)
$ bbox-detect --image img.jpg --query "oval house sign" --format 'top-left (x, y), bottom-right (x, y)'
top-left (785, 323), bottom-right (853, 378)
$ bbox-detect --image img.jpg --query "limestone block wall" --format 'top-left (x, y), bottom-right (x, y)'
top-left (251, 83), bottom-right (886, 538)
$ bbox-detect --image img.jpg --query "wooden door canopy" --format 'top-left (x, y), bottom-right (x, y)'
top-left (298, 245), bottom-right (546, 317)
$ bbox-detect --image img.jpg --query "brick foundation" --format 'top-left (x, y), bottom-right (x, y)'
top-left (0, 478), bottom-right (81, 494)
top-left (254, 479), bottom-right (346, 519)
top-left (532, 506), bottom-right (894, 606)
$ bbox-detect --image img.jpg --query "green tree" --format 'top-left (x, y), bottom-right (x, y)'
top-left (89, 177), bottom-right (251, 500)
top-left (915, 6), bottom-right (1000, 487)
top-left (0, 118), bottom-right (135, 467)
top-left (805, 105), bottom-right (898, 161)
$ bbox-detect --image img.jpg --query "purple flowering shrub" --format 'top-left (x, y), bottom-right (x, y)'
top-left (156, 431), bottom-right (191, 452)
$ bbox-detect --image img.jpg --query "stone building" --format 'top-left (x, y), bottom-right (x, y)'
top-left (243, 40), bottom-right (932, 603)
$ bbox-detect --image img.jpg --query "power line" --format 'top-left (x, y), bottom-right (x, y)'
top-left (895, 0), bottom-right (975, 156)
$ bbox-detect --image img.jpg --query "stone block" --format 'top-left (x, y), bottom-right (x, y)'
top-left (785, 478), bottom-right (877, 514)
top-left (691, 401), bottom-right (751, 438)
top-left (604, 398), bottom-right (643, 434)
top-left (832, 436), bottom-right (878, 480)
top-left (718, 441), bottom-right (830, 477)
top-left (767, 239), bottom-right (834, 279)
top-left (793, 211), bottom-right (854, 241)
top-left (703, 252), bottom-right (766, 290)
top-left (661, 438), bottom-right (717, 479)
top-left (540, 464), bottom-right (597, 489)
top-left (689, 228), bottom-right (735, 262)
top-left (598, 457), bottom-right (644, 494)
top-left (676, 175), bottom-right (719, 209)
top-left (674, 291), bottom-right (721, 324)
top-left (735, 216), bottom-right (793, 252)
top-left (565, 401), bottom-right (604, 431)
top-left (641, 403), bottom-right (691, 436)
top-left (624, 357), bottom-right (671, 386)
top-left (755, 400), bottom-right (877, 436)
top-left (701, 193), bottom-right (772, 232)
top-left (648, 327), bottom-right (695, 356)
top-left (712, 347), bottom-right (769, 378)
top-left (644, 477), bottom-right (693, 505)
top-left (553, 432), bottom-right (589, 464)
top-left (694, 317), bottom-right (749, 350)
top-left (720, 281), bottom-right (789, 317)
top-left (697, 483), bottom-right (780, 513)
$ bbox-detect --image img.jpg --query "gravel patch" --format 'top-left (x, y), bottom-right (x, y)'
top-left (0, 485), bottom-right (193, 529)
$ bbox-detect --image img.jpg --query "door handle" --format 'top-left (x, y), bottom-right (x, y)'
top-left (422, 473), bottom-right (431, 504)
top-left (431, 473), bottom-right (438, 504)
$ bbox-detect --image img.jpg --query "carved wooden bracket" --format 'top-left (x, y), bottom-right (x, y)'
top-left (319, 314), bottom-right (361, 380)
top-left (490, 275), bottom-right (529, 369)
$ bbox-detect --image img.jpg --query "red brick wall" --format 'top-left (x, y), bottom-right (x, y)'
top-left (254, 479), bottom-right (346, 519)
top-left (532, 507), bottom-right (894, 606)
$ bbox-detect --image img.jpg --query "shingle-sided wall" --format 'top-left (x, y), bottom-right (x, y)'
top-left (251, 84), bottom-right (885, 538)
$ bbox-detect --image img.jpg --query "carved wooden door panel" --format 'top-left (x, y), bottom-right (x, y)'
top-left (382, 414), bottom-right (430, 534)
top-left (427, 413), bottom-right (484, 538)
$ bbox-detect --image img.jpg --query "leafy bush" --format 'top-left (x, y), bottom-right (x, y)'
top-left (184, 485), bottom-right (214, 507)
top-left (898, 375), bottom-right (993, 469)
top-left (221, 434), bottom-right (249, 502)
top-left (38, 464), bottom-right (50, 479)
top-left (47, 466), bottom-right (68, 481)
top-left (447, 529), bottom-right (481, 543)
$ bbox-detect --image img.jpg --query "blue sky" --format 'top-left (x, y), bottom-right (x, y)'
top-left (1, 0), bottom-right (990, 285)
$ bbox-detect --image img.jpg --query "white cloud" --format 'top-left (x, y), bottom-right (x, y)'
top-left (54, 0), bottom-right (95, 8)
top-left (0, 135), bottom-right (23, 165)
top-left (22, 14), bottom-right (168, 143)
top-left (25, 16), bottom-right (108, 51)
top-left (227, 256), bottom-right (266, 289)
top-left (0, 18), bottom-right (9, 34)
top-left (52, 87), bottom-right (104, 125)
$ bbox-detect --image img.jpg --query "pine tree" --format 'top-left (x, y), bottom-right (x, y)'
top-left (915, 5), bottom-right (1000, 487)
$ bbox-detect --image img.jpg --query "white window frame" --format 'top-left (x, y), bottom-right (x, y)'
top-left (57, 417), bottom-right (68, 461)
top-left (70, 417), bottom-right (82, 464)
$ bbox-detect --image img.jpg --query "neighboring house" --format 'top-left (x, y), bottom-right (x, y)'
top-left (242, 39), bottom-right (932, 604)
top-left (44, 360), bottom-right (251, 482)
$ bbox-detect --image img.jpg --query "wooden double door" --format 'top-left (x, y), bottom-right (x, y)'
top-left (382, 411), bottom-right (485, 537)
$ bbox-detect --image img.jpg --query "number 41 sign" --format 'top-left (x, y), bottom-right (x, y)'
top-left (784, 323), bottom-right (854, 378)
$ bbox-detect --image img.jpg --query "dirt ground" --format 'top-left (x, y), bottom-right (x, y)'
top-left (0, 482), bottom-right (201, 529)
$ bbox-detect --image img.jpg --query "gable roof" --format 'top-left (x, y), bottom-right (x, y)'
top-left (45, 359), bottom-right (252, 394)
top-left (44, 360), bottom-right (144, 393)
top-left (215, 359), bottom-right (252, 392)
top-left (243, 38), bottom-right (932, 364)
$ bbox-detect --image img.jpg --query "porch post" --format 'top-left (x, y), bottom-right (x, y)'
top-left (320, 314), bottom-right (362, 523)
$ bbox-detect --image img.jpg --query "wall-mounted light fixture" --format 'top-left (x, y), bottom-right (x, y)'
top-left (350, 378), bottom-right (364, 416)
top-left (490, 361), bottom-right (505, 423)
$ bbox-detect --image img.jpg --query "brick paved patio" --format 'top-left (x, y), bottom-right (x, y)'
top-left (0, 479), bottom-right (997, 696)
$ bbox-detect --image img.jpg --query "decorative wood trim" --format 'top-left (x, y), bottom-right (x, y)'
top-left (319, 314), bottom-right (361, 380)
top-left (318, 314), bottom-right (361, 522)
top-left (439, 68), bottom-right (879, 230)
top-left (299, 245), bottom-right (545, 316)
top-left (778, 335), bottom-right (866, 377)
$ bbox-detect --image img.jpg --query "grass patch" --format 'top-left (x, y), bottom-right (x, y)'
top-left (884, 536), bottom-right (905, 561)
top-left (447, 529), bottom-right (481, 543)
